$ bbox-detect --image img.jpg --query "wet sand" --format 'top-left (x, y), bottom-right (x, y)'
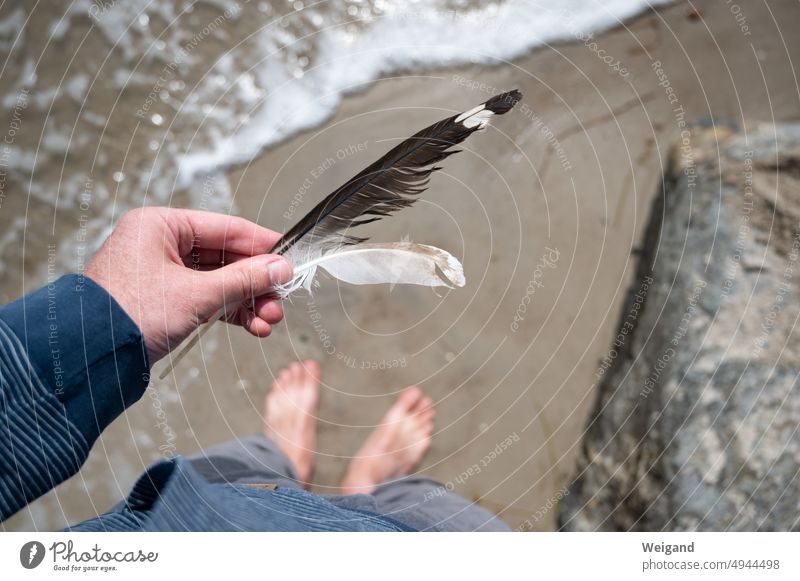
top-left (6, 0), bottom-right (800, 531)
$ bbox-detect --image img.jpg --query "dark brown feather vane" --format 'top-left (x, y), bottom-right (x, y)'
top-left (271, 89), bottom-right (522, 256)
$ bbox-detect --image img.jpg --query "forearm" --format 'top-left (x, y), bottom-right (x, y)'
top-left (0, 275), bottom-right (149, 521)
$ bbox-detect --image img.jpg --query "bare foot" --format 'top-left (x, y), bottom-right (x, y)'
top-left (263, 360), bottom-right (320, 486)
top-left (340, 386), bottom-right (435, 495)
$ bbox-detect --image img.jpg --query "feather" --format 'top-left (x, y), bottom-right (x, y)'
top-left (159, 90), bottom-right (521, 379)
top-left (274, 242), bottom-right (465, 297)
top-left (272, 89), bottom-right (522, 263)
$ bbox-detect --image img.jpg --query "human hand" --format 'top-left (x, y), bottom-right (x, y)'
top-left (85, 207), bottom-right (293, 365)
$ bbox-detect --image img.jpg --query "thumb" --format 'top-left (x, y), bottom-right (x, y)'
top-left (202, 255), bottom-right (293, 310)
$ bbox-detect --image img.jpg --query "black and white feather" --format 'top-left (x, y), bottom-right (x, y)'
top-left (160, 90), bottom-right (521, 378)
top-left (273, 89), bottom-right (522, 295)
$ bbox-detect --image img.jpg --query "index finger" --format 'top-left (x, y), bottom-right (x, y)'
top-left (175, 209), bottom-right (283, 255)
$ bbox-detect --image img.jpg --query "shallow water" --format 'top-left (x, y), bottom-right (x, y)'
top-left (0, 0), bottom-right (664, 295)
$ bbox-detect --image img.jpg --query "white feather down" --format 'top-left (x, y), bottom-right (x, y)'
top-left (276, 242), bottom-right (465, 298)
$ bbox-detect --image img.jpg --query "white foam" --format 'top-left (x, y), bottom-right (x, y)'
top-left (174, 0), bottom-right (670, 190)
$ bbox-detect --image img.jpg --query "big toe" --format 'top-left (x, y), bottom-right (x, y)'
top-left (268, 361), bottom-right (321, 409)
top-left (298, 361), bottom-right (320, 402)
top-left (302, 359), bottom-right (321, 382)
top-left (387, 386), bottom-right (424, 418)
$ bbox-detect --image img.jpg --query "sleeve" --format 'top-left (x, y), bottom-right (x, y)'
top-left (0, 274), bottom-right (150, 521)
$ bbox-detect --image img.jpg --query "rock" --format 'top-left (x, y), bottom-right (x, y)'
top-left (559, 123), bottom-right (800, 531)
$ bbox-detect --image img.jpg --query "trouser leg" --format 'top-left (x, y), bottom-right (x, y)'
top-left (371, 476), bottom-right (511, 531)
top-left (186, 433), bottom-right (303, 490)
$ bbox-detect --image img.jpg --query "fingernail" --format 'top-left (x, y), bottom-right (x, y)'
top-left (266, 257), bottom-right (293, 285)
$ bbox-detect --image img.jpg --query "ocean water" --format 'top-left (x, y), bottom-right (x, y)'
top-left (0, 0), bottom-right (667, 288)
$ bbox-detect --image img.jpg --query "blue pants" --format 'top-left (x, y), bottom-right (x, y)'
top-left (188, 434), bottom-right (510, 531)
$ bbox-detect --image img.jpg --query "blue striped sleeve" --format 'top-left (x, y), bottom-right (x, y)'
top-left (0, 274), bottom-right (149, 521)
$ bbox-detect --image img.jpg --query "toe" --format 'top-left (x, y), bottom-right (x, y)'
top-left (283, 363), bottom-right (297, 385)
top-left (276, 368), bottom-right (290, 387)
top-left (421, 418), bottom-right (434, 438)
top-left (385, 388), bottom-right (424, 424)
top-left (416, 395), bottom-right (434, 414)
top-left (419, 407), bottom-right (435, 424)
top-left (397, 386), bottom-right (424, 410)
top-left (303, 359), bottom-right (321, 382)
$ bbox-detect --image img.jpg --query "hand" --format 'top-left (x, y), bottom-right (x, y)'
top-left (85, 207), bottom-right (293, 365)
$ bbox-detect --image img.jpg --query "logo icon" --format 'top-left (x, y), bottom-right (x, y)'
top-left (20, 541), bottom-right (45, 569)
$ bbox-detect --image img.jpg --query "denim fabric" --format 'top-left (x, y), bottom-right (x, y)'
top-left (187, 434), bottom-right (510, 531)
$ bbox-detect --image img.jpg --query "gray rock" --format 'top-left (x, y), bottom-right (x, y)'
top-left (559, 123), bottom-right (800, 531)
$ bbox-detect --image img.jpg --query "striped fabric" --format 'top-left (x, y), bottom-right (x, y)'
top-left (0, 319), bottom-right (89, 518)
top-left (0, 275), bottom-right (409, 531)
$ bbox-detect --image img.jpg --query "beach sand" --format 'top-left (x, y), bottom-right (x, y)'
top-left (6, 0), bottom-right (800, 531)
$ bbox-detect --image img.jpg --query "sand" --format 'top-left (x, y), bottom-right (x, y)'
top-left (6, 0), bottom-right (800, 531)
